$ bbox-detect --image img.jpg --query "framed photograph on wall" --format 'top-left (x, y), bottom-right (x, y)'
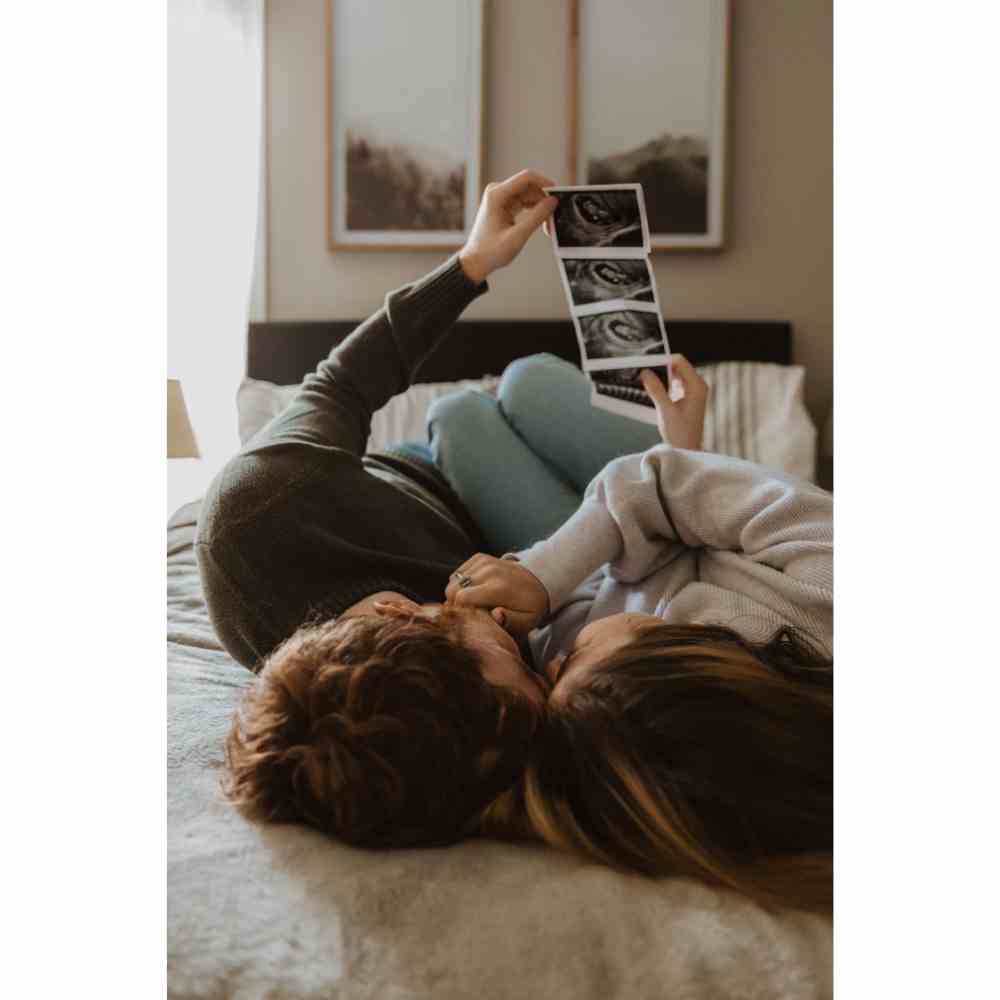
top-left (569, 0), bottom-right (730, 251)
top-left (326, 0), bottom-right (485, 251)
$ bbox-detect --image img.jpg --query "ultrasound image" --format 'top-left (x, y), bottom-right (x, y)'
top-left (579, 310), bottom-right (665, 360)
top-left (553, 190), bottom-right (644, 248)
top-left (563, 259), bottom-right (655, 306)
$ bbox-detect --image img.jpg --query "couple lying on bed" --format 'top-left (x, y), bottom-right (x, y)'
top-left (196, 170), bottom-right (833, 914)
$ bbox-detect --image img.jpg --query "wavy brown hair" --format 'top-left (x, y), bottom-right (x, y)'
top-left (486, 625), bottom-right (832, 914)
top-left (223, 611), bottom-right (543, 848)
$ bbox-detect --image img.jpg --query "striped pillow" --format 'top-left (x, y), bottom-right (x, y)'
top-left (699, 362), bottom-right (816, 482)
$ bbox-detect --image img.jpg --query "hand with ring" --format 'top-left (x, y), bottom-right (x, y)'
top-left (445, 554), bottom-right (550, 638)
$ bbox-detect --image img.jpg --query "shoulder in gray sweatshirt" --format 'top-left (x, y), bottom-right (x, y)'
top-left (515, 446), bottom-right (833, 669)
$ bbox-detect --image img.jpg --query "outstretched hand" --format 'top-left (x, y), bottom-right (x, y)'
top-left (458, 169), bottom-right (558, 284)
top-left (445, 554), bottom-right (550, 638)
top-left (641, 354), bottom-right (709, 451)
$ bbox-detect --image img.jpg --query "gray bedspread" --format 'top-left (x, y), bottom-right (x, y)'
top-left (168, 501), bottom-right (832, 1000)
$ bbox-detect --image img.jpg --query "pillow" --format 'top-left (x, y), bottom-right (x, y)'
top-left (237, 375), bottom-right (499, 453)
top-left (237, 362), bottom-right (816, 482)
top-left (698, 362), bottom-right (816, 482)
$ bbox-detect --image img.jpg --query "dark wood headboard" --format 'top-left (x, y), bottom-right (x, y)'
top-left (247, 319), bottom-right (792, 386)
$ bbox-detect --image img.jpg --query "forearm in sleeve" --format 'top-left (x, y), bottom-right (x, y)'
top-left (517, 445), bottom-right (832, 613)
top-left (251, 254), bottom-right (487, 456)
top-left (608, 447), bottom-right (833, 587)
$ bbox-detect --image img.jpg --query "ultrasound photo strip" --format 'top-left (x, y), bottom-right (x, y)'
top-left (545, 183), bottom-right (675, 422)
top-left (544, 184), bottom-right (651, 258)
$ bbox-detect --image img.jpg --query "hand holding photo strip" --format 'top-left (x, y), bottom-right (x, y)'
top-left (589, 365), bottom-right (686, 423)
top-left (545, 184), bottom-right (681, 425)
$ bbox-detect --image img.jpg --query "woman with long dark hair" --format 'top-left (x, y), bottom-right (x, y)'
top-left (485, 624), bottom-right (832, 912)
top-left (442, 360), bottom-right (833, 913)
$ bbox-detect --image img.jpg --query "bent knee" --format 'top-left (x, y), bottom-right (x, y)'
top-left (427, 386), bottom-right (502, 430)
top-left (499, 352), bottom-right (588, 416)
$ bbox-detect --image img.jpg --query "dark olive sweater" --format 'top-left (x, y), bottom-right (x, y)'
top-left (195, 255), bottom-right (488, 670)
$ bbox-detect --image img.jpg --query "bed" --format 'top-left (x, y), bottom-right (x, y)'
top-left (168, 317), bottom-right (830, 999)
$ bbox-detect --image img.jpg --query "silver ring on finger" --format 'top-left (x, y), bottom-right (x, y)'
top-left (451, 571), bottom-right (473, 589)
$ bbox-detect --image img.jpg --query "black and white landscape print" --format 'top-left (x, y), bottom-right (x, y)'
top-left (550, 188), bottom-right (646, 252)
top-left (587, 133), bottom-right (708, 236)
top-left (562, 258), bottom-right (655, 307)
top-left (575, 0), bottom-right (727, 247)
top-left (578, 308), bottom-right (667, 361)
top-left (329, 0), bottom-right (481, 246)
top-left (346, 132), bottom-right (465, 231)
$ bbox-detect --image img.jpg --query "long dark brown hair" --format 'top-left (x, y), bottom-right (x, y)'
top-left (485, 624), bottom-right (833, 914)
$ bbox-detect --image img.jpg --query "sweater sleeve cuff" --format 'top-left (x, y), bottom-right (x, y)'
top-left (402, 252), bottom-right (488, 313)
top-left (384, 254), bottom-right (489, 375)
top-left (513, 500), bottom-right (622, 614)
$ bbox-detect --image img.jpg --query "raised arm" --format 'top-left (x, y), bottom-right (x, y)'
top-left (248, 256), bottom-right (486, 456)
top-left (446, 355), bottom-right (713, 630)
top-left (247, 169), bottom-right (558, 457)
top-left (196, 171), bottom-right (558, 667)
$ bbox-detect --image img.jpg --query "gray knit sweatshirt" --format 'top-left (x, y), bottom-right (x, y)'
top-left (516, 447), bottom-right (833, 669)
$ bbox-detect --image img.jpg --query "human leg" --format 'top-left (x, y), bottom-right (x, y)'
top-left (428, 388), bottom-right (581, 555)
top-left (498, 353), bottom-right (660, 493)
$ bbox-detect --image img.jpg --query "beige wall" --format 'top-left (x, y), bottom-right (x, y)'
top-left (266, 0), bottom-right (832, 422)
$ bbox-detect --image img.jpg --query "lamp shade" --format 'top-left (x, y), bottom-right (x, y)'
top-left (168, 378), bottom-right (200, 458)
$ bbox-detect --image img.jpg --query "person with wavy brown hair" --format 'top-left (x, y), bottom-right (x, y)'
top-left (199, 170), bottom-right (560, 846)
top-left (224, 609), bottom-right (543, 847)
top-left (445, 361), bottom-right (833, 913)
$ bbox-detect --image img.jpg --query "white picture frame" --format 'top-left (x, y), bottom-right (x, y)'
top-left (326, 0), bottom-right (485, 251)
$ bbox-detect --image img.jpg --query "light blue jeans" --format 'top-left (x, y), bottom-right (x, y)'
top-left (425, 353), bottom-right (661, 554)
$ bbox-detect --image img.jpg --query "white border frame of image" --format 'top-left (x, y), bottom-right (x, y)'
top-left (575, 0), bottom-right (728, 250)
top-left (571, 299), bottom-right (672, 372)
top-left (556, 256), bottom-right (659, 312)
top-left (328, 0), bottom-right (484, 248)
top-left (544, 184), bottom-right (651, 257)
